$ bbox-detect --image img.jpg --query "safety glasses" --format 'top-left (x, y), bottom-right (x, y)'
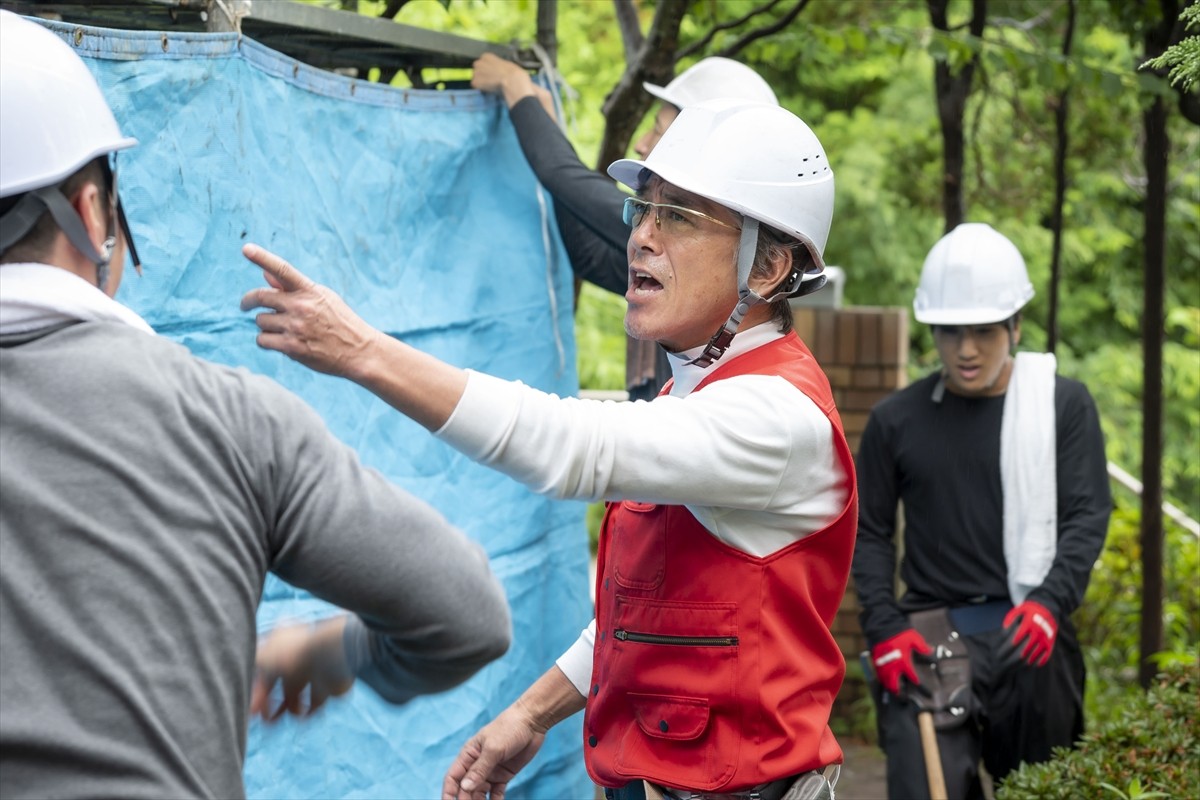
top-left (622, 197), bottom-right (739, 235)
top-left (101, 153), bottom-right (142, 274)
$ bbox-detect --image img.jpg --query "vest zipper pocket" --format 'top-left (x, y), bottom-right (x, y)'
top-left (614, 629), bottom-right (738, 647)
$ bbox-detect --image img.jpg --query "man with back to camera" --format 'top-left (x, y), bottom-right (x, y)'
top-left (472, 53), bottom-right (778, 401)
top-left (237, 97), bottom-right (853, 800)
top-left (852, 223), bottom-right (1111, 798)
top-left (0, 12), bottom-right (510, 798)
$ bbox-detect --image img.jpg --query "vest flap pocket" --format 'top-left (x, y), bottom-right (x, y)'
top-left (609, 501), bottom-right (668, 591)
top-left (628, 693), bottom-right (709, 741)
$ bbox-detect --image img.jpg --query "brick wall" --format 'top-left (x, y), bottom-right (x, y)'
top-left (793, 306), bottom-right (909, 736)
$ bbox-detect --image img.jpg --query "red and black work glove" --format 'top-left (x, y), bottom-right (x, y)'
top-left (1002, 600), bottom-right (1057, 667)
top-left (870, 628), bottom-right (933, 696)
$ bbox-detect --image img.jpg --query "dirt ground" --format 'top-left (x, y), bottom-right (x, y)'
top-left (834, 739), bottom-right (889, 799)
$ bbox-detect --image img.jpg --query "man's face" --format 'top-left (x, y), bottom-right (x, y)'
top-left (634, 104), bottom-right (680, 159)
top-left (933, 321), bottom-right (1019, 397)
top-left (623, 177), bottom-right (742, 352)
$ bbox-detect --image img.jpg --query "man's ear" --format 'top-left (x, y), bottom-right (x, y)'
top-left (67, 181), bottom-right (110, 260)
top-left (750, 246), bottom-right (794, 298)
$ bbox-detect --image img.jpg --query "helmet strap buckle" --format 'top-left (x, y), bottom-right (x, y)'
top-left (689, 218), bottom-right (764, 369)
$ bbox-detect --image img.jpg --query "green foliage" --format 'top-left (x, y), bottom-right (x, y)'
top-left (1074, 505), bottom-right (1200, 728)
top-left (995, 663), bottom-right (1200, 800)
top-left (324, 0), bottom-right (1200, 535)
top-left (574, 283), bottom-right (626, 392)
top-left (586, 498), bottom-right (603, 556)
top-left (1142, 2), bottom-right (1200, 92)
top-left (1076, 329), bottom-right (1200, 522)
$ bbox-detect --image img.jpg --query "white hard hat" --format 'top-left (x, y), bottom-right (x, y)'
top-left (913, 223), bottom-right (1035, 325)
top-left (0, 11), bottom-right (137, 199)
top-left (643, 57), bottom-right (777, 109)
top-left (608, 99), bottom-right (834, 367)
top-left (608, 99), bottom-right (833, 270)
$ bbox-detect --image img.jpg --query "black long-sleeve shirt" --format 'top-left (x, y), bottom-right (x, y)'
top-left (507, 97), bottom-right (672, 396)
top-left (851, 371), bottom-right (1112, 644)
top-left (508, 95), bottom-right (628, 294)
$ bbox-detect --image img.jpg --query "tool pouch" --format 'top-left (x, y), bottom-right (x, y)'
top-left (906, 607), bottom-right (974, 730)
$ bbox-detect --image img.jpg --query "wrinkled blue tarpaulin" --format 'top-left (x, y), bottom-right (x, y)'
top-left (37, 18), bottom-right (592, 800)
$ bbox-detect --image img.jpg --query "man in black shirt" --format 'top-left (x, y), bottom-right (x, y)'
top-left (852, 223), bottom-right (1111, 798)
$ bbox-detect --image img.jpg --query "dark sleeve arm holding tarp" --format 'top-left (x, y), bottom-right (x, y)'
top-left (508, 95), bottom-right (630, 295)
top-left (852, 407), bottom-right (912, 644)
top-left (1025, 377), bottom-right (1112, 621)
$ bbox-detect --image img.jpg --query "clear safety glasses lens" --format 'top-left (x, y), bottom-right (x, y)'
top-left (622, 197), bottom-right (739, 235)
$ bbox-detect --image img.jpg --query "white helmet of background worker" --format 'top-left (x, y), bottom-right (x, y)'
top-left (913, 223), bottom-right (1034, 326)
top-left (635, 57), bottom-right (778, 160)
top-left (0, 10), bottom-right (141, 288)
top-left (643, 56), bottom-right (778, 109)
top-left (609, 98), bottom-right (834, 365)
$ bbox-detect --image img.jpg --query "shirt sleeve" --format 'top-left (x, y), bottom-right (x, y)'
top-left (508, 96), bottom-right (630, 295)
top-left (1026, 378), bottom-right (1113, 620)
top-left (436, 369), bottom-right (836, 512)
top-left (851, 406), bottom-right (910, 644)
top-left (249, 377), bottom-right (512, 704)
top-left (555, 620), bottom-right (598, 695)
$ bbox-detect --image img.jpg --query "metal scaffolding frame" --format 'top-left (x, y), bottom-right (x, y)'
top-left (1, 0), bottom-right (537, 76)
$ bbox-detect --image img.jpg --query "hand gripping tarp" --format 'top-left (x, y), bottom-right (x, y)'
top-left (37, 18), bottom-right (592, 800)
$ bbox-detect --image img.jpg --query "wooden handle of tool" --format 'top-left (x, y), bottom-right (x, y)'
top-left (918, 710), bottom-right (948, 800)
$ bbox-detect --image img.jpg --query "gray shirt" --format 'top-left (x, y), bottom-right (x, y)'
top-left (0, 321), bottom-right (511, 799)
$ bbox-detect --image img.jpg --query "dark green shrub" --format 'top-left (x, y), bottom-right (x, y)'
top-left (996, 664), bottom-right (1199, 800)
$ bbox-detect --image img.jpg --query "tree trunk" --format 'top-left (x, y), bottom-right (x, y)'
top-left (1046, 0), bottom-right (1076, 355)
top-left (927, 0), bottom-right (987, 233)
top-left (596, 0), bottom-right (688, 172)
top-left (537, 0), bottom-right (558, 67)
top-left (1137, 5), bottom-right (1174, 690)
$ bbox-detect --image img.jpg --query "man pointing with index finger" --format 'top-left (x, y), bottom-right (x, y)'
top-left (242, 99), bottom-right (856, 800)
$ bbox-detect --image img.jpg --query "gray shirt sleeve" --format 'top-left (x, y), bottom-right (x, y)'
top-left (246, 376), bottom-right (512, 703)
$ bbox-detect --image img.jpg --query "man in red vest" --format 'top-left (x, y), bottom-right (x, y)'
top-left (240, 99), bottom-right (857, 800)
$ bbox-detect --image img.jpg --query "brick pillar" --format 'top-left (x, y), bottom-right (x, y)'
top-left (793, 306), bottom-right (909, 739)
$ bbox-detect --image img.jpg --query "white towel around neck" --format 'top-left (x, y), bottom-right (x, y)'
top-left (0, 263), bottom-right (154, 335)
top-left (1000, 351), bottom-right (1058, 604)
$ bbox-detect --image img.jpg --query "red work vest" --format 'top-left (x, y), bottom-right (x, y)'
top-left (583, 332), bottom-right (858, 792)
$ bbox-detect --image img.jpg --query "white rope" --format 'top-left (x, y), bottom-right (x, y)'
top-left (527, 41), bottom-right (574, 378)
top-left (211, 0), bottom-right (250, 38)
top-left (535, 183), bottom-right (566, 377)
top-left (529, 41), bottom-right (577, 137)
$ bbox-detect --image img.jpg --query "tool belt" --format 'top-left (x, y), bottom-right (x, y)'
top-left (906, 607), bottom-right (975, 730)
top-left (648, 764), bottom-right (840, 800)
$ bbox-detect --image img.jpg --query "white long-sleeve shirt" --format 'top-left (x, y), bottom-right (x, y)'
top-left (436, 322), bottom-right (848, 693)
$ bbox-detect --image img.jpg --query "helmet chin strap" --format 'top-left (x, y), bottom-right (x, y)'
top-left (0, 184), bottom-right (113, 290)
top-left (689, 217), bottom-right (764, 368)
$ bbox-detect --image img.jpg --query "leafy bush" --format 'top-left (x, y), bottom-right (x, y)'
top-left (996, 664), bottom-right (1198, 800)
top-left (1075, 505), bottom-right (1200, 728)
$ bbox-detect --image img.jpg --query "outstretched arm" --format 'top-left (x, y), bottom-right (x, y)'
top-left (236, 367), bottom-right (512, 711)
top-left (239, 243), bottom-right (467, 431)
top-left (443, 666), bottom-right (585, 800)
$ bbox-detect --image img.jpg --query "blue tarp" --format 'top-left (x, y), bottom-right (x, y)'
top-left (36, 18), bottom-right (592, 800)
